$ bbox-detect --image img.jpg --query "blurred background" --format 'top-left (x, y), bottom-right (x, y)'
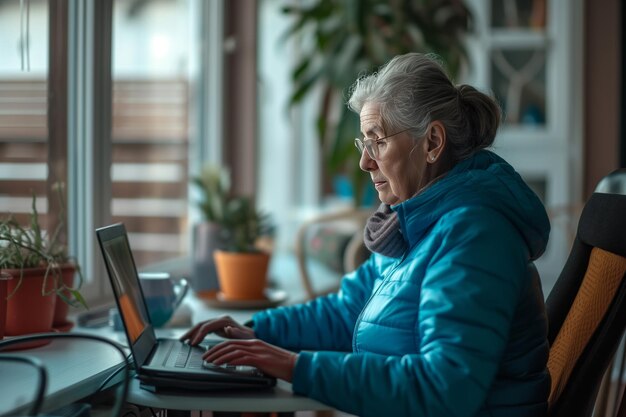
top-left (0, 0), bottom-right (621, 303)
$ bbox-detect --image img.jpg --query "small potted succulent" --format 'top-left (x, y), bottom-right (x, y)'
top-left (0, 188), bottom-right (86, 337)
top-left (191, 165), bottom-right (272, 300)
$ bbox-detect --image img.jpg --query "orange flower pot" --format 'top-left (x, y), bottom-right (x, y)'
top-left (3, 267), bottom-right (57, 336)
top-left (52, 265), bottom-right (77, 331)
top-left (0, 273), bottom-right (12, 340)
top-left (214, 250), bottom-right (270, 300)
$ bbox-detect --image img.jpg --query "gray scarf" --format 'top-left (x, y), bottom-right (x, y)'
top-left (363, 203), bottom-right (408, 258)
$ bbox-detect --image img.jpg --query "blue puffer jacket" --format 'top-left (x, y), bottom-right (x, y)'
top-left (253, 150), bottom-right (551, 417)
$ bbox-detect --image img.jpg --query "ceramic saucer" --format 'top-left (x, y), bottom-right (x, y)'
top-left (203, 288), bottom-right (288, 310)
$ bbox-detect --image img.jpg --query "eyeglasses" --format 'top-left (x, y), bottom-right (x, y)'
top-left (354, 128), bottom-right (411, 160)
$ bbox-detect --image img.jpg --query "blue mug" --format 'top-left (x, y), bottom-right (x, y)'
top-left (138, 272), bottom-right (189, 327)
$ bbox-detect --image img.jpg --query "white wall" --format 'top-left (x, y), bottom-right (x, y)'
top-left (257, 0), bottom-right (321, 251)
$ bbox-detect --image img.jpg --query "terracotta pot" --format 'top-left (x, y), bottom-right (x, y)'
top-left (0, 273), bottom-right (12, 340)
top-left (52, 265), bottom-right (77, 330)
top-left (3, 267), bottom-right (58, 336)
top-left (214, 250), bottom-right (270, 300)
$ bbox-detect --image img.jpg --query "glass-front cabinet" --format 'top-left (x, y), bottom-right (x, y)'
top-left (465, 0), bottom-right (583, 292)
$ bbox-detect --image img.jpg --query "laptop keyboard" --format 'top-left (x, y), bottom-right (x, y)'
top-left (175, 343), bottom-right (204, 369)
top-left (159, 340), bottom-right (264, 376)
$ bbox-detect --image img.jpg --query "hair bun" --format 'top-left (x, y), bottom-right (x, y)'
top-left (456, 84), bottom-right (501, 151)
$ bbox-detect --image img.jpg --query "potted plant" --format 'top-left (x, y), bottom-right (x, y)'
top-left (281, 0), bottom-right (472, 205)
top-left (191, 165), bottom-right (272, 300)
top-left (0, 190), bottom-right (86, 337)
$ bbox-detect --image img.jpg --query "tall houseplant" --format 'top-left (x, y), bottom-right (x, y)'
top-left (282, 0), bottom-right (473, 204)
top-left (0, 189), bottom-right (86, 336)
top-left (192, 165), bottom-right (272, 300)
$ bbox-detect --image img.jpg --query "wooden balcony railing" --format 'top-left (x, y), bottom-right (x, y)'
top-left (0, 78), bottom-right (190, 267)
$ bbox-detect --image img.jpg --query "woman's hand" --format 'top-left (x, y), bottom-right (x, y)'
top-left (179, 315), bottom-right (255, 345)
top-left (203, 339), bottom-right (298, 382)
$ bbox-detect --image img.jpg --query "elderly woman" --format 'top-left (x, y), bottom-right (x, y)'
top-left (181, 53), bottom-right (550, 417)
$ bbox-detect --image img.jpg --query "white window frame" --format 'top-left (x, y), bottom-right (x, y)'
top-left (464, 0), bottom-right (584, 289)
top-left (67, 0), bottom-right (112, 303)
top-left (67, 0), bottom-right (225, 305)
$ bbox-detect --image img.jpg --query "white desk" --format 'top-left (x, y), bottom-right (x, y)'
top-left (0, 251), bottom-right (340, 415)
top-left (127, 379), bottom-right (329, 413)
top-left (0, 335), bottom-right (124, 416)
top-left (0, 292), bottom-right (332, 415)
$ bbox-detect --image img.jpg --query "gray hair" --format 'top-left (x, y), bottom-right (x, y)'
top-left (347, 53), bottom-right (501, 161)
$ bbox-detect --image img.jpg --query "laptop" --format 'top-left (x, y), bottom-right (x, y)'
top-left (95, 223), bottom-right (276, 392)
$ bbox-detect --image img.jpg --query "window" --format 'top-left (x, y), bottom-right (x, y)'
top-left (110, 0), bottom-right (194, 268)
top-left (0, 0), bottom-right (227, 304)
top-left (0, 0), bottom-right (50, 230)
top-left (66, 0), bottom-right (225, 303)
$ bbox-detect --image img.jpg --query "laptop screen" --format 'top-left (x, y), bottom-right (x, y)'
top-left (97, 223), bottom-right (158, 367)
top-left (101, 235), bottom-right (150, 343)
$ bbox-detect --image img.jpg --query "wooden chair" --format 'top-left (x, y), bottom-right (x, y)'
top-left (295, 208), bottom-right (373, 300)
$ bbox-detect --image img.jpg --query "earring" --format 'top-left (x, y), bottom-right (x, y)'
top-left (430, 154), bottom-right (436, 162)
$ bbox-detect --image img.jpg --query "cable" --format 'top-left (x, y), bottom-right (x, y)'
top-left (96, 352), bottom-right (134, 392)
top-left (0, 355), bottom-right (47, 415)
top-left (0, 332), bottom-right (130, 417)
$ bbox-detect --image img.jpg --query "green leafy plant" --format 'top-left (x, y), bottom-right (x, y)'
top-left (192, 165), bottom-right (272, 253)
top-left (0, 186), bottom-right (86, 308)
top-left (282, 0), bottom-right (473, 204)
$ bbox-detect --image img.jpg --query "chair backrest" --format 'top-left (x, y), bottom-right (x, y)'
top-left (295, 208), bottom-right (373, 299)
top-left (545, 191), bottom-right (626, 417)
top-left (595, 168), bottom-right (626, 195)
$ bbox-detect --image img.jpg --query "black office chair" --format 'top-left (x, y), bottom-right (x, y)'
top-left (0, 333), bottom-right (130, 417)
top-left (544, 190), bottom-right (626, 417)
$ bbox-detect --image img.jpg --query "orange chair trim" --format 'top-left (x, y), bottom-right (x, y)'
top-left (548, 247), bottom-right (626, 406)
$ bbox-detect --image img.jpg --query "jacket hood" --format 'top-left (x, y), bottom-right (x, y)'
top-left (393, 150), bottom-right (550, 260)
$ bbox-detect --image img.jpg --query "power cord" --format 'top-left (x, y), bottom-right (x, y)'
top-left (0, 355), bottom-right (47, 415)
top-left (96, 352), bottom-right (134, 392)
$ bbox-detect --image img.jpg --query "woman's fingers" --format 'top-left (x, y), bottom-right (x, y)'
top-left (202, 339), bottom-right (297, 381)
top-left (224, 325), bottom-right (255, 339)
top-left (179, 315), bottom-right (241, 345)
top-left (202, 339), bottom-right (253, 361)
top-left (209, 349), bottom-right (251, 366)
top-left (179, 321), bottom-right (206, 342)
